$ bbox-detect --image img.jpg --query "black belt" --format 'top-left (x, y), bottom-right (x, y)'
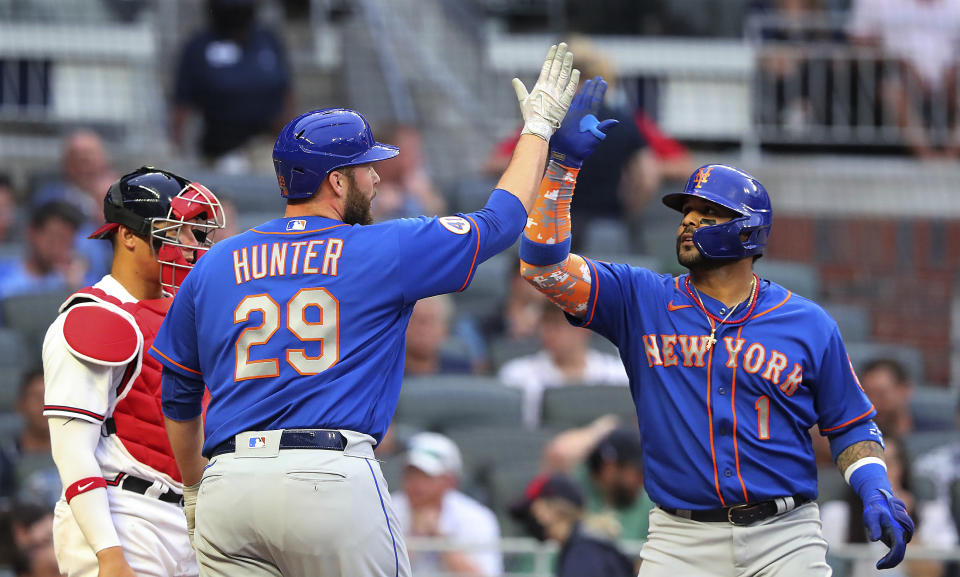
top-left (120, 475), bottom-right (184, 506)
top-left (209, 429), bottom-right (347, 458)
top-left (661, 495), bottom-right (811, 526)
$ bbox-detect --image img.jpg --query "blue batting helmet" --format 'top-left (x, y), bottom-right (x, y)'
top-left (661, 164), bottom-right (772, 260)
top-left (272, 108), bottom-right (399, 199)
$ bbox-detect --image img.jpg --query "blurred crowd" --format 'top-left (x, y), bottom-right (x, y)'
top-left (0, 0), bottom-right (959, 576)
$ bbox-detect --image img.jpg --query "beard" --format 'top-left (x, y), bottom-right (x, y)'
top-left (676, 233), bottom-right (725, 271)
top-left (342, 175), bottom-right (374, 226)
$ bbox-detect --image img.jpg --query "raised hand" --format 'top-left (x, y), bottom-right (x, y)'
top-left (512, 43), bottom-right (580, 142)
top-left (549, 76), bottom-right (619, 168)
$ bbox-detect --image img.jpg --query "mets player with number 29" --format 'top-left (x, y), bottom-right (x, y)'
top-left (42, 167), bottom-right (224, 577)
top-left (151, 43), bottom-right (579, 577)
top-left (520, 77), bottom-right (915, 575)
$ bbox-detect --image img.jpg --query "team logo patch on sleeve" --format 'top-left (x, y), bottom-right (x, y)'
top-left (439, 216), bottom-right (471, 235)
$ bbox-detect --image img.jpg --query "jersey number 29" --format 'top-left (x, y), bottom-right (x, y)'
top-left (234, 288), bottom-right (339, 380)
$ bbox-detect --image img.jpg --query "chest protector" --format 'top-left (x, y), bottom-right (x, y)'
top-left (63, 288), bottom-right (181, 483)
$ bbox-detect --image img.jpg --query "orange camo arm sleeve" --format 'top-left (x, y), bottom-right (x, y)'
top-left (519, 160), bottom-right (593, 318)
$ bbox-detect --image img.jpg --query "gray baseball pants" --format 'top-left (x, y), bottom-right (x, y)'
top-left (639, 502), bottom-right (832, 577)
top-left (193, 430), bottom-right (411, 577)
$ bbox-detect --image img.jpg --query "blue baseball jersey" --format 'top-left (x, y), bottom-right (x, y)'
top-left (152, 189), bottom-right (525, 456)
top-left (572, 260), bottom-right (875, 510)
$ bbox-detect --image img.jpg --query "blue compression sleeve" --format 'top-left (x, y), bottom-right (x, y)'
top-left (160, 366), bottom-right (205, 421)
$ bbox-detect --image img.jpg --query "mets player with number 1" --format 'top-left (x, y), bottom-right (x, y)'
top-left (151, 43), bottom-right (579, 576)
top-left (42, 167), bottom-right (224, 577)
top-left (520, 76), bottom-right (915, 575)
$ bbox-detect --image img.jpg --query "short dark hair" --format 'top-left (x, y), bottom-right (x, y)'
top-left (29, 201), bottom-right (82, 231)
top-left (587, 428), bottom-right (643, 474)
top-left (861, 358), bottom-right (909, 385)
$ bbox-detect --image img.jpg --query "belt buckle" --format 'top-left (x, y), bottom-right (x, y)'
top-left (726, 503), bottom-right (753, 526)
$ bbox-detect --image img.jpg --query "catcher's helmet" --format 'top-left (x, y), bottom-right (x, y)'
top-left (661, 164), bottom-right (772, 260)
top-left (273, 108), bottom-right (399, 199)
top-left (89, 166), bottom-right (226, 294)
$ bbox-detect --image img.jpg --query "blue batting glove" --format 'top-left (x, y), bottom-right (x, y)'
top-left (549, 76), bottom-right (619, 168)
top-left (863, 489), bottom-right (915, 569)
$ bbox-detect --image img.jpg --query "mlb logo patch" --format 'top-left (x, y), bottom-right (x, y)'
top-left (286, 219), bottom-right (307, 231)
top-left (248, 436), bottom-right (267, 448)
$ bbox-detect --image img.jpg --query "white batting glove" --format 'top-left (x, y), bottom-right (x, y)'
top-left (512, 42), bottom-right (580, 141)
top-left (183, 480), bottom-right (200, 548)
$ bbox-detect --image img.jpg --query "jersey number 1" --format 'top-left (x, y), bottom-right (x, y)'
top-left (234, 288), bottom-right (339, 380)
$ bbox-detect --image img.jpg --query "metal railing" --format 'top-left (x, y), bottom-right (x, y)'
top-left (746, 12), bottom-right (960, 151)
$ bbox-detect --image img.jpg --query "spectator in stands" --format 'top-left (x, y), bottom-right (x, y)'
top-left (32, 130), bottom-right (116, 224)
top-left (749, 0), bottom-right (836, 132)
top-left (499, 302), bottom-right (628, 428)
top-left (0, 202), bottom-right (85, 301)
top-left (0, 175), bottom-right (18, 246)
top-left (510, 474), bottom-right (636, 577)
top-left (0, 502), bottom-right (59, 577)
top-left (32, 130), bottom-right (116, 279)
top-left (849, 0), bottom-right (960, 159)
top-left (821, 436), bottom-right (948, 577)
top-left (860, 358), bottom-right (915, 438)
top-left (404, 294), bottom-right (474, 376)
top-left (581, 428), bottom-right (654, 542)
top-left (392, 432), bottom-right (503, 577)
top-left (563, 37), bottom-right (661, 252)
top-left (171, 0), bottom-right (294, 172)
top-left (0, 370), bottom-right (60, 509)
top-left (912, 398), bottom-right (960, 553)
top-left (371, 125), bottom-right (446, 221)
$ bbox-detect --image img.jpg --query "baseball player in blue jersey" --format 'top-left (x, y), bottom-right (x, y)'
top-left (149, 43), bottom-right (580, 577)
top-left (519, 77), bottom-right (915, 575)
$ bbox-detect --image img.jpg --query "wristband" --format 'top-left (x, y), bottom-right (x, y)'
top-left (846, 458), bottom-right (893, 501)
top-left (520, 237), bottom-right (571, 267)
top-left (65, 477), bottom-right (107, 503)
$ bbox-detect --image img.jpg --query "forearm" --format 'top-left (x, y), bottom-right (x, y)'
top-left (165, 416), bottom-right (207, 486)
top-left (836, 439), bottom-right (886, 475)
top-left (496, 134), bottom-right (549, 213)
top-left (48, 417), bottom-right (121, 553)
top-left (519, 160), bottom-right (593, 317)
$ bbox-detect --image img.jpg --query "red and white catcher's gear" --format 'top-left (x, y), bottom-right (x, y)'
top-left (52, 287), bottom-right (181, 482)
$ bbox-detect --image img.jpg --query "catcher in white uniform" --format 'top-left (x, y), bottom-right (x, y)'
top-left (42, 167), bottom-right (224, 577)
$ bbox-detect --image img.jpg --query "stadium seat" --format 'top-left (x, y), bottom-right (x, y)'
top-left (188, 172), bottom-right (283, 216)
top-left (588, 252), bottom-right (660, 272)
top-left (488, 336), bottom-right (541, 373)
top-left (0, 290), bottom-right (71, 366)
top-left (451, 252), bottom-right (513, 321)
top-left (0, 328), bottom-right (29, 411)
top-left (821, 302), bottom-right (870, 343)
top-left (816, 465), bottom-right (848, 504)
top-left (540, 386), bottom-right (637, 430)
top-left (0, 412), bottom-right (23, 439)
top-left (845, 342), bottom-right (926, 388)
top-left (486, 460), bottom-right (542, 537)
top-left (909, 386), bottom-right (958, 431)
top-left (583, 218), bottom-right (631, 255)
top-left (902, 430), bottom-right (960, 464)
top-left (754, 259), bottom-right (821, 300)
top-left (394, 376), bottom-right (524, 432)
top-left (445, 426), bottom-right (555, 492)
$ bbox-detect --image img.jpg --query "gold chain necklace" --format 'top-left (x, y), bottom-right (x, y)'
top-left (691, 277), bottom-right (757, 351)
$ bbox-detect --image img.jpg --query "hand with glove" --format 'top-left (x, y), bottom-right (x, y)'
top-left (848, 459), bottom-right (915, 569)
top-left (863, 488), bottom-right (915, 569)
top-left (513, 43), bottom-right (580, 142)
top-left (549, 76), bottom-right (620, 168)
